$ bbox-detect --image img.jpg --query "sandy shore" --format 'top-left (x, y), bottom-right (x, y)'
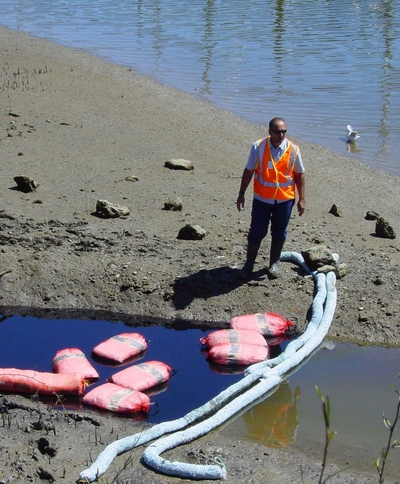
top-left (0, 27), bottom-right (399, 483)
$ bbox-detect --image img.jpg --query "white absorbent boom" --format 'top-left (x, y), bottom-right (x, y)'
top-left (78, 251), bottom-right (337, 482)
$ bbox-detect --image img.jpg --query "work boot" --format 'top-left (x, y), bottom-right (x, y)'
top-left (267, 238), bottom-right (285, 279)
top-left (240, 240), bottom-right (261, 279)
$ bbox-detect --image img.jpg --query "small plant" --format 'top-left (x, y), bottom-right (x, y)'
top-left (375, 375), bottom-right (400, 484)
top-left (315, 386), bottom-right (336, 483)
top-left (315, 386), bottom-right (349, 483)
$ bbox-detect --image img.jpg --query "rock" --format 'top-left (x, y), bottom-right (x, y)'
top-left (301, 245), bottom-right (336, 270)
top-left (375, 217), bottom-right (396, 239)
top-left (177, 224), bottom-right (206, 240)
top-left (95, 200), bottom-right (130, 218)
top-left (163, 197), bottom-right (183, 211)
top-left (365, 210), bottom-right (380, 220)
top-left (14, 175), bottom-right (39, 193)
top-left (316, 264), bottom-right (336, 274)
top-left (358, 311), bottom-right (375, 323)
top-left (335, 262), bottom-right (348, 279)
top-left (164, 158), bottom-right (194, 171)
top-left (329, 204), bottom-right (342, 217)
top-left (124, 175), bottom-right (139, 182)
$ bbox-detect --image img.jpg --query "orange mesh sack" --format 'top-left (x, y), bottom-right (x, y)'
top-left (92, 332), bottom-right (147, 364)
top-left (200, 329), bottom-right (267, 349)
top-left (0, 368), bottom-right (86, 396)
top-left (82, 382), bottom-right (150, 414)
top-left (230, 312), bottom-right (294, 336)
top-left (206, 343), bottom-right (269, 366)
top-left (109, 360), bottom-right (173, 392)
top-left (53, 348), bottom-right (99, 380)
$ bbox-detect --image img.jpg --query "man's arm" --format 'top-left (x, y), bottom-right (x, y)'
top-left (294, 171), bottom-right (305, 216)
top-left (236, 168), bottom-right (254, 211)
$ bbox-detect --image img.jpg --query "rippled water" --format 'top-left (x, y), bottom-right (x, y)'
top-left (1, 0), bottom-right (400, 176)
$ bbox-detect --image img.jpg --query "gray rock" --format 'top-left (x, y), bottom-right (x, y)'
top-left (335, 262), bottom-right (348, 279)
top-left (164, 158), bottom-right (194, 171)
top-left (164, 197), bottom-right (183, 211)
top-left (124, 175), bottom-right (139, 182)
top-left (177, 224), bottom-right (206, 240)
top-left (329, 204), bottom-right (342, 217)
top-left (14, 175), bottom-right (39, 193)
top-left (365, 210), bottom-right (380, 220)
top-left (358, 311), bottom-right (375, 323)
top-left (316, 264), bottom-right (336, 274)
top-left (95, 200), bottom-right (130, 218)
top-left (375, 217), bottom-right (396, 239)
top-left (301, 245), bottom-right (336, 270)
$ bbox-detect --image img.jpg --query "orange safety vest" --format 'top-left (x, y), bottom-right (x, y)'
top-left (253, 137), bottom-right (299, 201)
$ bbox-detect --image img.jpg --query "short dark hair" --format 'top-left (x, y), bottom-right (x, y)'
top-left (269, 117), bottom-right (286, 129)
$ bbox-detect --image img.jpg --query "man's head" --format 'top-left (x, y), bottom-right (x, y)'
top-left (268, 117), bottom-right (287, 147)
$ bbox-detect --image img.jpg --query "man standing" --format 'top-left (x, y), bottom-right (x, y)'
top-left (236, 117), bottom-right (305, 279)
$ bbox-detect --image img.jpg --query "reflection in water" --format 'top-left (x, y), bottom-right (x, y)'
top-left (377, 0), bottom-right (394, 159)
top-left (200, 0), bottom-right (215, 95)
top-left (3, 0), bottom-right (400, 175)
top-left (151, 0), bottom-right (163, 68)
top-left (346, 141), bottom-right (362, 154)
top-left (272, 0), bottom-right (285, 89)
top-left (241, 342), bottom-right (300, 449)
top-left (242, 381), bottom-right (300, 448)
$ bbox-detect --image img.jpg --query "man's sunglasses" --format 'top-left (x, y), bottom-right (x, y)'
top-left (271, 129), bottom-right (287, 134)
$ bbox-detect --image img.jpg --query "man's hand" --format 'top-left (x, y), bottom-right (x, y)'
top-left (237, 193), bottom-right (245, 211)
top-left (297, 198), bottom-right (305, 216)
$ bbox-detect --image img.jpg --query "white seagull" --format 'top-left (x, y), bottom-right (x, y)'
top-left (346, 124), bottom-right (360, 142)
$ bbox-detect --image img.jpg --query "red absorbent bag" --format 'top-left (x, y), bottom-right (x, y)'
top-left (108, 360), bottom-right (173, 392)
top-left (206, 343), bottom-right (269, 366)
top-left (230, 312), bottom-right (294, 336)
top-left (200, 329), bottom-right (267, 349)
top-left (92, 332), bottom-right (147, 364)
top-left (53, 348), bottom-right (99, 380)
top-left (0, 368), bottom-right (86, 396)
top-left (82, 382), bottom-right (150, 414)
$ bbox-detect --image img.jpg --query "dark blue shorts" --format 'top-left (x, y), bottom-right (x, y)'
top-left (248, 198), bottom-right (295, 242)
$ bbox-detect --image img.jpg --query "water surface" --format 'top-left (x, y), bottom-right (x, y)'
top-left (1, 0), bottom-right (400, 176)
top-left (0, 315), bottom-right (399, 478)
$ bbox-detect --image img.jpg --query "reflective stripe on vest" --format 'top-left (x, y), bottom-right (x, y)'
top-left (254, 137), bottom-right (298, 200)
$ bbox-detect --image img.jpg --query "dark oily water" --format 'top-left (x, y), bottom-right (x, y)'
top-left (1, 0), bottom-right (400, 176)
top-left (0, 315), bottom-right (399, 478)
top-left (0, 315), bottom-right (243, 421)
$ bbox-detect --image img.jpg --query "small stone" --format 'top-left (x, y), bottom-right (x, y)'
top-left (358, 311), bottom-right (374, 323)
top-left (163, 197), bottom-right (183, 211)
top-left (335, 262), bottom-right (348, 279)
top-left (365, 210), bottom-right (380, 220)
top-left (14, 175), bottom-right (39, 193)
top-left (177, 224), bottom-right (206, 240)
top-left (375, 217), bottom-right (396, 239)
top-left (316, 264), bottom-right (336, 274)
top-left (95, 200), bottom-right (130, 218)
top-left (165, 158), bottom-right (194, 170)
top-left (329, 204), bottom-right (342, 217)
